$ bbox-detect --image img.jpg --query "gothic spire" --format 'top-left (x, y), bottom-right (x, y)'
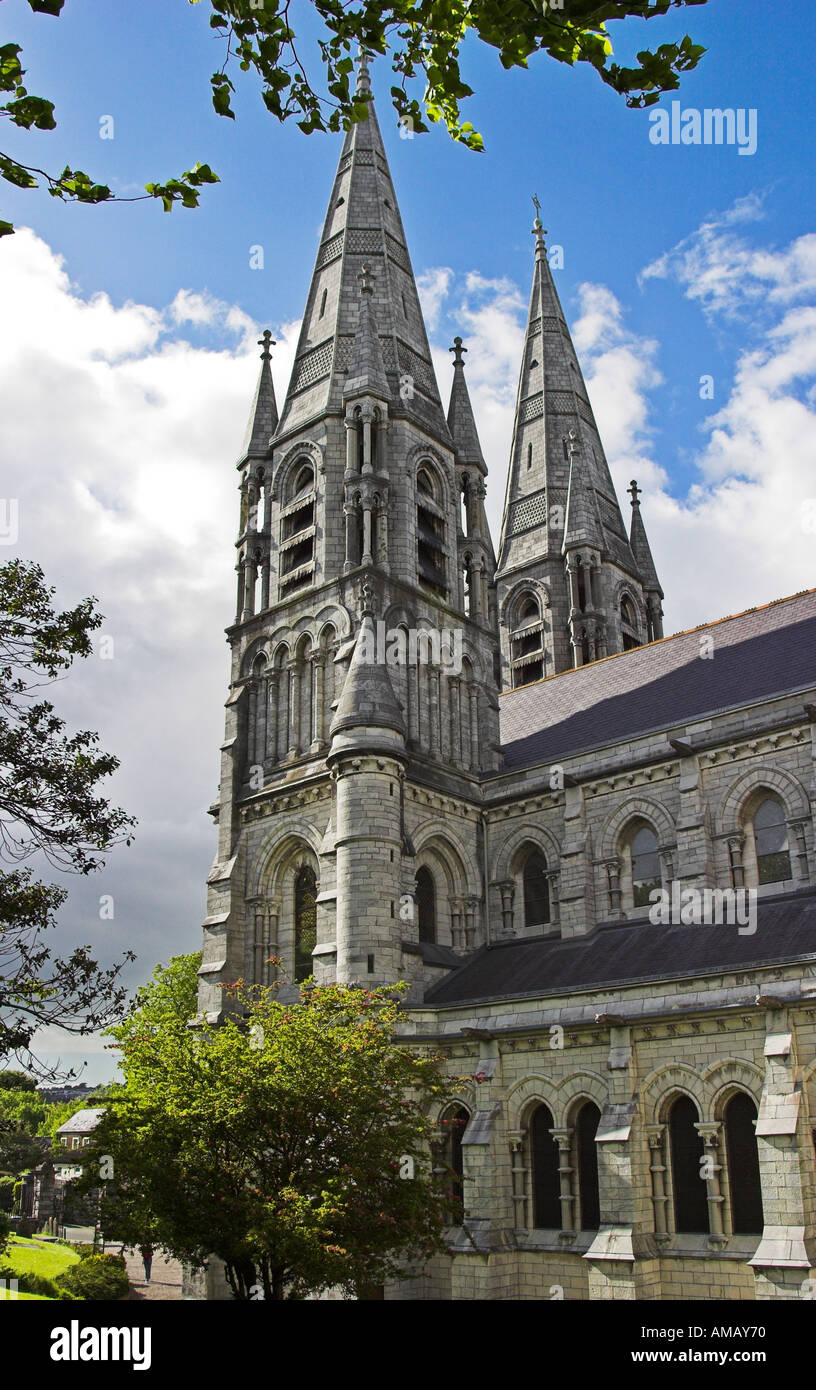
top-left (329, 580), bottom-right (406, 749)
top-left (628, 480), bottom-right (662, 593)
top-left (274, 64), bottom-right (451, 445)
top-left (562, 429), bottom-right (604, 553)
top-left (447, 336), bottom-right (486, 473)
top-left (239, 330), bottom-right (278, 463)
top-left (344, 263), bottom-right (391, 401)
top-left (496, 210), bottom-right (639, 582)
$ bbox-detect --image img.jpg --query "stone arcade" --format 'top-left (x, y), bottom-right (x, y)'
top-left (188, 61), bottom-right (816, 1300)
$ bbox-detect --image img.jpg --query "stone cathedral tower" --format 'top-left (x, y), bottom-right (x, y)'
top-left (198, 60), bottom-right (506, 1014)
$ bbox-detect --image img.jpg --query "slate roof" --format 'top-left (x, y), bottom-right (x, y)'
top-left (500, 589), bottom-right (816, 770)
top-left (425, 888), bottom-right (816, 1007)
top-left (55, 1107), bottom-right (105, 1135)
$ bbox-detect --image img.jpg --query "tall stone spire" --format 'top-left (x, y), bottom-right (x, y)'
top-left (274, 59), bottom-right (451, 447)
top-left (447, 337), bottom-right (486, 474)
top-left (494, 208), bottom-right (662, 682)
top-left (628, 479), bottom-right (664, 641)
top-left (239, 330), bottom-right (278, 463)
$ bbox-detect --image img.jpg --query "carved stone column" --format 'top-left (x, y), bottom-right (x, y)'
top-left (646, 1125), bottom-right (670, 1241)
top-left (242, 552), bottom-right (256, 621)
top-left (469, 686), bottom-right (479, 770)
top-left (449, 677), bottom-right (461, 763)
top-left (344, 418), bottom-right (358, 478)
top-left (343, 501), bottom-right (358, 574)
top-left (311, 653), bottom-right (325, 753)
top-left (361, 500), bottom-right (373, 566)
top-left (464, 897), bottom-right (478, 950)
top-left (696, 1122), bottom-right (726, 1243)
top-left (266, 673), bottom-right (279, 763)
top-left (450, 901), bottom-right (463, 950)
top-left (789, 818), bottom-right (810, 882)
top-left (508, 1132), bottom-right (529, 1230)
top-left (287, 659), bottom-right (300, 757)
top-left (605, 857), bottom-right (622, 913)
top-left (552, 1128), bottom-right (575, 1233)
top-left (498, 880), bottom-right (515, 938)
top-left (260, 552), bottom-right (270, 612)
top-left (727, 833), bottom-right (745, 888)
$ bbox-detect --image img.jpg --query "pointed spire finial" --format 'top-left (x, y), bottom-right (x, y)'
top-left (531, 194), bottom-right (548, 259)
top-left (358, 262), bottom-right (374, 296)
top-left (629, 478), bottom-right (642, 509)
top-left (450, 336), bottom-right (467, 367)
top-left (258, 329), bottom-right (275, 361)
top-left (356, 44), bottom-right (372, 95)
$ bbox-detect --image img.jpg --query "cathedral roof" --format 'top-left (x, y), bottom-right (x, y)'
top-left (274, 67), bottom-right (451, 446)
top-left (499, 588), bottom-right (816, 770)
top-left (425, 886), bottom-right (816, 1007)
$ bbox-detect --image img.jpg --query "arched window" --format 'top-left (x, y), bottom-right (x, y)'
top-left (523, 850), bottom-right (550, 929)
top-left (439, 1104), bottom-right (469, 1221)
top-left (621, 594), bottom-right (640, 651)
top-left (668, 1095), bottom-right (709, 1234)
top-left (510, 593), bottom-right (545, 688)
top-left (631, 824), bottom-right (661, 908)
top-left (724, 1093), bottom-right (763, 1234)
top-left (575, 1101), bottom-right (601, 1231)
top-left (416, 867), bottom-right (436, 944)
top-left (415, 464), bottom-right (447, 599)
top-left (294, 865), bottom-right (317, 982)
top-left (530, 1104), bottom-right (561, 1229)
top-left (753, 797), bottom-right (791, 885)
top-left (280, 458), bottom-right (316, 595)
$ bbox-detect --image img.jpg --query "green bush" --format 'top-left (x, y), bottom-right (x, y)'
top-left (0, 1211), bottom-right (9, 1258)
top-left (0, 1259), bottom-right (69, 1299)
top-left (55, 1253), bottom-right (129, 1301)
top-left (0, 1176), bottom-right (15, 1213)
top-left (70, 1242), bottom-right (96, 1259)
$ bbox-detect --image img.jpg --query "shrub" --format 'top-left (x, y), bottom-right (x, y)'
top-left (0, 1176), bottom-right (15, 1213)
top-left (0, 1259), bottom-right (68, 1299)
top-left (56, 1253), bottom-right (129, 1301)
top-left (0, 1211), bottom-right (9, 1258)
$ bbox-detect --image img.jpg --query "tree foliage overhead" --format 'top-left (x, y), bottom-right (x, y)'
top-left (0, 559), bottom-right (136, 1077)
top-left (84, 955), bottom-right (464, 1299)
top-left (1, 0), bottom-right (707, 234)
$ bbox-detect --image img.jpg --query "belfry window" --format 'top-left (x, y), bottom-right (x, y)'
top-left (415, 465), bottom-right (448, 599)
top-left (416, 866), bottom-right (436, 944)
top-left (294, 865), bottom-right (317, 982)
top-left (575, 1101), bottom-right (601, 1231)
top-left (523, 850), bottom-right (550, 929)
top-left (753, 797), bottom-right (791, 885)
top-left (621, 594), bottom-right (640, 651)
top-left (510, 596), bottom-right (545, 688)
top-left (280, 458), bottom-right (315, 595)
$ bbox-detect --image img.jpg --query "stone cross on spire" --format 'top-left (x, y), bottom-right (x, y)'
top-left (258, 329), bottom-right (275, 361)
top-left (531, 194), bottom-right (547, 256)
top-left (450, 336), bottom-right (467, 366)
top-left (629, 479), bottom-right (642, 508)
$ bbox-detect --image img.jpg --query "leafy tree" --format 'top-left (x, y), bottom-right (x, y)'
top-left (1, 0), bottom-right (708, 234)
top-left (0, 559), bottom-right (136, 1077)
top-left (81, 954), bottom-right (463, 1300)
top-left (0, 1068), bottom-right (36, 1091)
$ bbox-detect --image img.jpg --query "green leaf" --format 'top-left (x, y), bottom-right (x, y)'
top-left (0, 219), bottom-right (14, 237)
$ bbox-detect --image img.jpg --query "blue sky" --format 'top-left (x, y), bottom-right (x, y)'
top-left (1, 0), bottom-right (815, 1079)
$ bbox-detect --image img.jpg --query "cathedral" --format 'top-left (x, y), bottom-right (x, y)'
top-left (192, 62), bottom-right (816, 1300)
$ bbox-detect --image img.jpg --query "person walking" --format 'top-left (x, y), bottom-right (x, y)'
top-left (139, 1244), bottom-right (153, 1284)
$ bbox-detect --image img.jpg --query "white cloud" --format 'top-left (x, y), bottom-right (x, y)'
top-left (416, 267), bottom-right (453, 332)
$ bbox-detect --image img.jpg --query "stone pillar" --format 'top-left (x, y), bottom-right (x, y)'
top-left (566, 558), bottom-right (580, 613)
top-left (464, 897), bottom-right (477, 950)
top-left (361, 409), bottom-right (373, 474)
top-left (696, 1122), bottom-right (726, 1243)
top-left (789, 818), bottom-right (810, 882)
top-left (287, 659), bottom-right (300, 757)
top-left (311, 654), bottom-right (325, 752)
top-left (242, 553), bottom-right (256, 621)
top-left (449, 677), bottom-right (461, 763)
top-left (344, 419), bottom-right (358, 477)
top-left (727, 833), bottom-right (745, 888)
top-left (498, 881), bottom-right (515, 937)
top-left (553, 1128), bottom-right (575, 1232)
top-left (646, 1125), bottom-right (669, 1241)
top-left (260, 553), bottom-right (270, 612)
top-left (361, 501), bottom-right (373, 566)
top-left (343, 502), bottom-right (357, 574)
top-left (407, 661), bottom-right (419, 747)
top-left (469, 686), bottom-right (479, 770)
top-left (266, 673), bottom-right (279, 763)
top-left (605, 858), bottom-right (622, 914)
top-left (509, 1134), bottom-right (528, 1231)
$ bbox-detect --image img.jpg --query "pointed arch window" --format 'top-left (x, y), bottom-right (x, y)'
top-left (621, 594), bottom-right (641, 651)
top-left (723, 1092), bottom-right (763, 1234)
top-left (576, 1101), bottom-right (601, 1231)
top-left (280, 457), bottom-right (316, 595)
top-left (530, 1104), bottom-right (560, 1229)
top-left (668, 1095), bottom-right (709, 1234)
top-left (416, 866), bottom-right (436, 944)
top-left (753, 797), bottom-right (791, 885)
top-left (523, 850), bottom-right (550, 929)
top-left (294, 865), bottom-right (317, 982)
top-left (439, 1104), bottom-right (469, 1222)
top-left (415, 463), bottom-right (448, 599)
top-left (510, 594), bottom-right (545, 688)
top-left (630, 824), bottom-right (661, 908)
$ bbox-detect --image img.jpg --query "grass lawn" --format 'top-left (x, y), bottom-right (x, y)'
top-left (4, 1235), bottom-right (81, 1285)
top-left (0, 1286), bottom-right (52, 1300)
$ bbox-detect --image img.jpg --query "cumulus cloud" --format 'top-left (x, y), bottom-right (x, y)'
top-left (0, 228), bottom-right (300, 1079)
